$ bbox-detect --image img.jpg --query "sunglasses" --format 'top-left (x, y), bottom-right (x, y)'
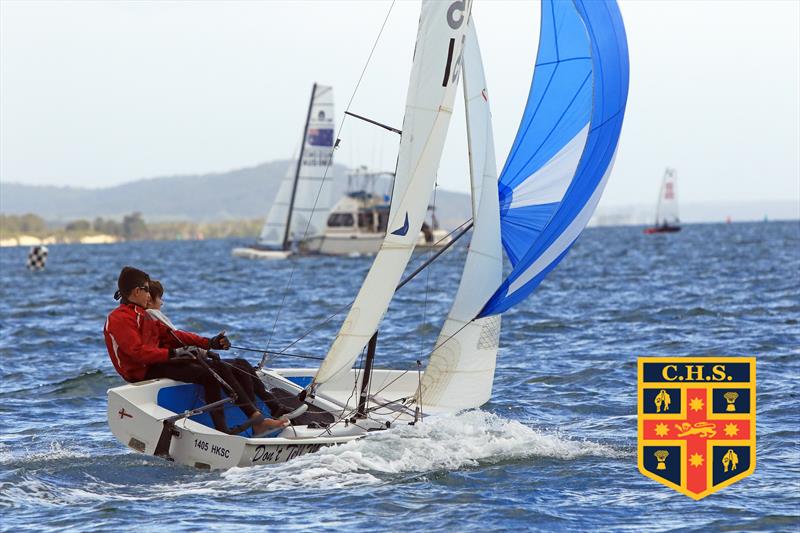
top-left (136, 285), bottom-right (150, 292)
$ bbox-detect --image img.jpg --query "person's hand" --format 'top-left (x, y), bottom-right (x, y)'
top-left (209, 330), bottom-right (231, 350)
top-left (169, 346), bottom-right (205, 359)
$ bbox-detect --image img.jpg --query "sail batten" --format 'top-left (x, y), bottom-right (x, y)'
top-left (479, 0), bottom-right (629, 317)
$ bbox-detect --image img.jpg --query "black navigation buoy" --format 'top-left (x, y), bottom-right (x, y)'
top-left (27, 245), bottom-right (48, 271)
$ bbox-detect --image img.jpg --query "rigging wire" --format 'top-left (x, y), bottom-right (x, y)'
top-left (358, 315), bottom-right (478, 412)
top-left (247, 315), bottom-right (475, 436)
top-left (417, 180), bottom-right (438, 358)
top-left (229, 344), bottom-right (323, 361)
top-left (370, 369), bottom-right (410, 398)
top-left (342, 347), bottom-right (367, 420)
top-left (261, 0), bottom-right (398, 367)
top-left (243, 216), bottom-right (474, 432)
top-left (270, 217), bottom-right (473, 357)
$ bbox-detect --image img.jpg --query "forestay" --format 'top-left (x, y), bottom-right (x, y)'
top-left (655, 168), bottom-right (679, 226)
top-left (420, 16), bottom-right (503, 411)
top-left (480, 0), bottom-right (630, 316)
top-left (257, 84), bottom-right (337, 250)
top-left (314, 0), bottom-right (473, 386)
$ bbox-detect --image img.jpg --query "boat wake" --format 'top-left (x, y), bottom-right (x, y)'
top-left (214, 410), bottom-right (626, 492)
top-left (0, 411), bottom-right (627, 510)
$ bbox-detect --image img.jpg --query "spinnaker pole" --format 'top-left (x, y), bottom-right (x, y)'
top-left (396, 220), bottom-right (473, 290)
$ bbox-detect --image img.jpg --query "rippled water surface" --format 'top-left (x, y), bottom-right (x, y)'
top-left (1, 221), bottom-right (798, 532)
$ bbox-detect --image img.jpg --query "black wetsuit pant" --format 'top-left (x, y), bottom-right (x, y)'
top-left (143, 359), bottom-right (260, 432)
top-left (224, 359), bottom-right (334, 425)
top-left (223, 358), bottom-right (286, 417)
top-left (223, 359), bottom-right (336, 426)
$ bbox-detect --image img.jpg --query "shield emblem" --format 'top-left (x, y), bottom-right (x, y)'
top-left (638, 357), bottom-right (756, 500)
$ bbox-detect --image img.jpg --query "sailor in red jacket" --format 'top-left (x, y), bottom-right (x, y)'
top-left (104, 266), bottom-right (285, 435)
top-left (105, 297), bottom-right (210, 382)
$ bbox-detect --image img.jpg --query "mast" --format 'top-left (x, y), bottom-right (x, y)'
top-left (655, 170), bottom-right (666, 226)
top-left (283, 83), bottom-right (317, 251)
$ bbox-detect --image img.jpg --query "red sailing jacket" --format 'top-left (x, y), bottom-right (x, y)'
top-left (104, 303), bottom-right (209, 382)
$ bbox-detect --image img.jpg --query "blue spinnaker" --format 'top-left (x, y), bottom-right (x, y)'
top-left (479, 0), bottom-right (629, 317)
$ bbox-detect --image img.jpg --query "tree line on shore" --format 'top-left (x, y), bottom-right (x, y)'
top-left (0, 213), bottom-right (263, 241)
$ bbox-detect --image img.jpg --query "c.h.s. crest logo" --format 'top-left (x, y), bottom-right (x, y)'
top-left (638, 357), bottom-right (755, 500)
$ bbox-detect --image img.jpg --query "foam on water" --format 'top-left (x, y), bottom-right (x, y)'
top-left (3, 412), bottom-right (623, 508)
top-left (0, 442), bottom-right (12, 464)
top-left (215, 410), bottom-right (626, 492)
top-left (0, 440), bottom-right (91, 466)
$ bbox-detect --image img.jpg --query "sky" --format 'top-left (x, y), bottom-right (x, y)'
top-left (1, 0), bottom-right (798, 210)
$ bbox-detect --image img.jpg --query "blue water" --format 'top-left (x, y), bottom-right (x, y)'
top-left (1, 221), bottom-right (798, 532)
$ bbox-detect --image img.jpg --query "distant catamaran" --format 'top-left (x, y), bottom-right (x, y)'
top-left (645, 168), bottom-right (681, 234)
top-left (232, 83), bottom-right (338, 259)
top-left (109, 0), bottom-right (629, 470)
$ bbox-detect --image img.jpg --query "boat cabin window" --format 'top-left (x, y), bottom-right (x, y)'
top-left (327, 213), bottom-right (355, 227)
top-left (358, 212), bottom-right (374, 230)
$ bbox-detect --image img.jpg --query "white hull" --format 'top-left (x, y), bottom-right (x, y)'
top-left (234, 229), bottom-right (452, 260)
top-left (302, 230), bottom-right (452, 257)
top-left (303, 234), bottom-right (383, 256)
top-left (231, 247), bottom-right (292, 260)
top-left (107, 368), bottom-right (423, 470)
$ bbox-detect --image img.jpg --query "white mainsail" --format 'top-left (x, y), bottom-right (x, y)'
top-left (314, 0), bottom-right (473, 386)
top-left (257, 84), bottom-right (336, 250)
top-left (654, 168), bottom-right (679, 227)
top-left (258, 163), bottom-right (295, 248)
top-left (420, 17), bottom-right (503, 411)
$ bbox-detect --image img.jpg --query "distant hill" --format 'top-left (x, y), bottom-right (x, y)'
top-left (3, 164), bottom-right (795, 230)
top-left (0, 161), bottom-right (473, 229)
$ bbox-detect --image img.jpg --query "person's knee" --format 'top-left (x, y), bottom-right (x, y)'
top-left (183, 369), bottom-right (209, 383)
top-left (233, 358), bottom-right (252, 370)
top-left (214, 363), bottom-right (235, 379)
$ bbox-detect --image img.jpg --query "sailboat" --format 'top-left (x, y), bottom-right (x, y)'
top-left (108, 0), bottom-right (629, 470)
top-left (232, 84), bottom-right (338, 259)
top-left (644, 168), bottom-right (681, 234)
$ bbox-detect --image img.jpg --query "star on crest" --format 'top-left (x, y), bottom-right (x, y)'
top-left (723, 423), bottom-right (740, 437)
top-left (654, 423), bottom-right (669, 437)
top-left (689, 453), bottom-right (704, 467)
top-left (689, 397), bottom-right (704, 412)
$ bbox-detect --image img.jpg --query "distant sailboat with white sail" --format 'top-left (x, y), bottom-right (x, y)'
top-left (108, 0), bottom-right (629, 470)
top-left (645, 168), bottom-right (680, 233)
top-left (232, 83), bottom-right (338, 259)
